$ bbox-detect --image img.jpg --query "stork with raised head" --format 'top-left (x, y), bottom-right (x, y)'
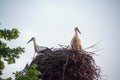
top-left (27, 37), bottom-right (49, 58)
top-left (70, 27), bottom-right (82, 50)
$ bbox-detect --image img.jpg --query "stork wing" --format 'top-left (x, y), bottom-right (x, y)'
top-left (35, 45), bottom-right (48, 52)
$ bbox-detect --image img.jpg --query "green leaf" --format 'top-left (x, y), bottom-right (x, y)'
top-left (0, 32), bottom-right (2, 38)
top-left (5, 77), bottom-right (12, 80)
top-left (0, 60), bottom-right (4, 70)
top-left (31, 64), bottom-right (37, 69)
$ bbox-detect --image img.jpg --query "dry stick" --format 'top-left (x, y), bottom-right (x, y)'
top-left (58, 44), bottom-right (69, 49)
top-left (84, 40), bottom-right (102, 50)
top-left (18, 62), bottom-right (29, 75)
top-left (42, 67), bottom-right (49, 79)
top-left (86, 48), bottom-right (104, 56)
top-left (49, 71), bottom-right (52, 80)
top-left (92, 48), bottom-right (104, 53)
top-left (62, 53), bottom-right (69, 80)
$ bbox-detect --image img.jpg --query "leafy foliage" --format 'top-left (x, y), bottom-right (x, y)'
top-left (0, 28), bottom-right (42, 80)
top-left (0, 77), bottom-right (12, 80)
top-left (0, 28), bottom-right (25, 78)
top-left (0, 28), bottom-right (20, 41)
top-left (14, 64), bottom-right (42, 80)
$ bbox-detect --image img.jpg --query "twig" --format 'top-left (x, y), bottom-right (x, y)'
top-left (58, 44), bottom-right (69, 49)
top-left (84, 40), bottom-right (102, 50)
top-left (92, 48), bottom-right (104, 53)
top-left (62, 54), bottom-right (69, 80)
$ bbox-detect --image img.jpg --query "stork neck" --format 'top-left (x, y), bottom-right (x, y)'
top-left (33, 39), bottom-right (36, 46)
top-left (75, 31), bottom-right (79, 37)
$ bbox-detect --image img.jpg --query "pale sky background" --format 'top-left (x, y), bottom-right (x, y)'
top-left (0, 0), bottom-right (120, 80)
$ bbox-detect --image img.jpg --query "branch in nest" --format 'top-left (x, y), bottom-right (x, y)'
top-left (58, 44), bottom-right (70, 49)
top-left (84, 40), bottom-right (102, 50)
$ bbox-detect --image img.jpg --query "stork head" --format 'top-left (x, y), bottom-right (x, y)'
top-left (74, 27), bottom-right (81, 34)
top-left (27, 37), bottom-right (36, 44)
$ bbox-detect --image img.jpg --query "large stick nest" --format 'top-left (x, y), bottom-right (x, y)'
top-left (29, 47), bottom-right (101, 80)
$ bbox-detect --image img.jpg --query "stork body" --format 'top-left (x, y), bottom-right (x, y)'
top-left (27, 37), bottom-right (48, 58)
top-left (71, 27), bottom-right (82, 50)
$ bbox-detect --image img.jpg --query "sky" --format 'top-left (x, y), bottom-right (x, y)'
top-left (0, 0), bottom-right (120, 80)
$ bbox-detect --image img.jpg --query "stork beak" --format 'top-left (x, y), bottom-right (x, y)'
top-left (27, 38), bottom-right (32, 44)
top-left (77, 28), bottom-right (81, 34)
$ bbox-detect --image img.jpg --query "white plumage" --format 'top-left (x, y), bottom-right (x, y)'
top-left (70, 27), bottom-right (82, 50)
top-left (27, 37), bottom-right (48, 58)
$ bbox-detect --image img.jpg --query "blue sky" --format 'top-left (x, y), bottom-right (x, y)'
top-left (0, 0), bottom-right (120, 80)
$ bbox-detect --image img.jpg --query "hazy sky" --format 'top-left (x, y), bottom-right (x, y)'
top-left (0, 0), bottom-right (120, 80)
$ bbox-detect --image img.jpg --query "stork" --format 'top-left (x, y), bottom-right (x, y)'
top-left (27, 37), bottom-right (49, 58)
top-left (70, 27), bottom-right (82, 50)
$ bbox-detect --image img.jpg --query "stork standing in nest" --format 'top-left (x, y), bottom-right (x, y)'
top-left (27, 37), bottom-right (49, 58)
top-left (70, 27), bottom-right (82, 50)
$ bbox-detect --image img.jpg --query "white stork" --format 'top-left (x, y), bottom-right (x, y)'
top-left (27, 37), bottom-right (48, 58)
top-left (70, 27), bottom-right (82, 50)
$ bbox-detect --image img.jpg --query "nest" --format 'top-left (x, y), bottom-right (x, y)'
top-left (29, 47), bottom-right (101, 80)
